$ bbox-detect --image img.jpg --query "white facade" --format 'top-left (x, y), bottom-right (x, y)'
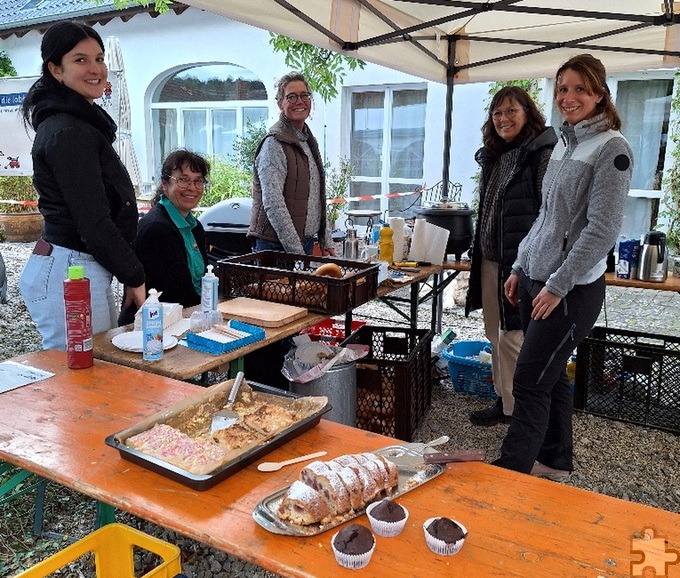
top-left (2, 6), bottom-right (675, 238)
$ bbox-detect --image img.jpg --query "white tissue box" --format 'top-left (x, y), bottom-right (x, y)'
top-left (133, 302), bottom-right (183, 330)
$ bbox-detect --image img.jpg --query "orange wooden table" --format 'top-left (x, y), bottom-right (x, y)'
top-left (2, 350), bottom-right (680, 578)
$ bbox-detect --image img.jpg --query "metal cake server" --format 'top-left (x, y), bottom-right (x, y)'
top-left (403, 435), bottom-right (449, 452)
top-left (211, 371), bottom-right (245, 434)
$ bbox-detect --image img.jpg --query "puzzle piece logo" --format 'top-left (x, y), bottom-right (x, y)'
top-left (631, 527), bottom-right (680, 577)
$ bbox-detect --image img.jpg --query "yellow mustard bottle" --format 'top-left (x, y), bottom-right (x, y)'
top-left (378, 224), bottom-right (394, 264)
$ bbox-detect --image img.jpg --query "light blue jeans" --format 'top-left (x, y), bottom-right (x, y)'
top-left (20, 243), bottom-right (117, 351)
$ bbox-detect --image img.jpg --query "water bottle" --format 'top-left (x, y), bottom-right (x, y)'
top-left (378, 224), bottom-right (394, 264)
top-left (142, 288), bottom-right (163, 361)
top-left (343, 228), bottom-right (359, 260)
top-left (64, 265), bottom-right (93, 369)
top-left (201, 264), bottom-right (219, 312)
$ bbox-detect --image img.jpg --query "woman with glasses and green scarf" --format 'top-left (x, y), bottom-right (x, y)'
top-left (248, 72), bottom-right (335, 256)
top-left (118, 149), bottom-right (209, 325)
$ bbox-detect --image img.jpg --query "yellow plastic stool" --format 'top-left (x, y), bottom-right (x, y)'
top-left (15, 523), bottom-right (182, 578)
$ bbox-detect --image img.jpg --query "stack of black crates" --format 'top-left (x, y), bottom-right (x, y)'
top-left (341, 326), bottom-right (432, 442)
top-left (573, 326), bottom-right (680, 433)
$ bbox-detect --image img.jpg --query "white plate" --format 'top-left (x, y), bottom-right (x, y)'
top-left (111, 331), bottom-right (178, 353)
top-left (294, 341), bottom-right (335, 365)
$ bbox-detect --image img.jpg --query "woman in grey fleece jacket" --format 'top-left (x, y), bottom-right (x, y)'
top-left (492, 54), bottom-right (633, 479)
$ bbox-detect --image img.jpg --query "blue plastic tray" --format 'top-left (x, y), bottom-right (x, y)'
top-left (185, 319), bottom-right (265, 354)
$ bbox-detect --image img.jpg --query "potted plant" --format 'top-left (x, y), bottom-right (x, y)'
top-left (659, 69), bottom-right (680, 254)
top-left (0, 175), bottom-right (43, 242)
top-left (325, 157), bottom-right (354, 231)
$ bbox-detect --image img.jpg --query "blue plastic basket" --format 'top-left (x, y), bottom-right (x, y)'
top-left (441, 340), bottom-right (497, 398)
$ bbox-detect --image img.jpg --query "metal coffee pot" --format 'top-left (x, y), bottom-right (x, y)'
top-left (637, 230), bottom-right (667, 282)
top-left (343, 227), bottom-right (359, 260)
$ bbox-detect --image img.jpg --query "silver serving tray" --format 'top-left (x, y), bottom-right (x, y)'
top-left (252, 445), bottom-right (444, 536)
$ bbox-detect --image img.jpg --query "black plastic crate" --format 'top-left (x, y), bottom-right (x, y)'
top-left (341, 326), bottom-right (432, 441)
top-left (217, 251), bottom-right (379, 315)
top-left (574, 326), bottom-right (680, 433)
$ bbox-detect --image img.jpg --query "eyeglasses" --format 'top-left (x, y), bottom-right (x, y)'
top-left (284, 92), bottom-right (312, 103)
top-left (492, 107), bottom-right (520, 120)
top-left (168, 175), bottom-right (208, 191)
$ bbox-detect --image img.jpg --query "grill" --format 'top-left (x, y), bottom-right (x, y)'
top-left (198, 197), bottom-right (253, 264)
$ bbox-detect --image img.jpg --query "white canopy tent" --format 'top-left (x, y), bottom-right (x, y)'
top-left (180, 0), bottom-right (680, 187)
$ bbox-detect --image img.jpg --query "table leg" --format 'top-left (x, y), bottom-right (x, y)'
top-left (432, 272), bottom-right (440, 334)
top-left (229, 357), bottom-right (244, 378)
top-left (96, 500), bottom-right (116, 527)
top-left (410, 281), bottom-right (419, 330)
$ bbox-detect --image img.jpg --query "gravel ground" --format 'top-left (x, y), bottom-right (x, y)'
top-left (1, 241), bottom-right (680, 577)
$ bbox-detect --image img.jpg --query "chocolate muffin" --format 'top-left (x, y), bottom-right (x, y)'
top-left (366, 499), bottom-right (409, 537)
top-left (423, 517), bottom-right (467, 555)
top-left (331, 523), bottom-right (375, 569)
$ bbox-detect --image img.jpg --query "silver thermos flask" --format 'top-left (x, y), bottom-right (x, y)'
top-left (343, 228), bottom-right (359, 260)
top-left (637, 230), bottom-right (667, 282)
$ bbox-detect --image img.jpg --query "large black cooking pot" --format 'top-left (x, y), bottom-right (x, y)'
top-left (416, 202), bottom-right (474, 261)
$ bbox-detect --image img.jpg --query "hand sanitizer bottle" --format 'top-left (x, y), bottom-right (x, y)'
top-left (201, 264), bottom-right (219, 312)
top-left (142, 288), bottom-right (163, 361)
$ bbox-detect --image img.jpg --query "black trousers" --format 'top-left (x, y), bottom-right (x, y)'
top-left (492, 272), bottom-right (605, 473)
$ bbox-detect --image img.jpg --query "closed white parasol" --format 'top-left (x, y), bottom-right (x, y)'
top-left (104, 36), bottom-right (143, 192)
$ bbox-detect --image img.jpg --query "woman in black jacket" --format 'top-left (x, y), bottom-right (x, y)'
top-left (465, 86), bottom-right (557, 426)
top-left (20, 22), bottom-right (146, 350)
top-left (119, 149), bottom-right (209, 325)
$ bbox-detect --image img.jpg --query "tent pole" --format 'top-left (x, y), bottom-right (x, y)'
top-left (441, 36), bottom-right (456, 200)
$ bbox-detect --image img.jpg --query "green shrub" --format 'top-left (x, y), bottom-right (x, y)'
top-left (0, 176), bottom-right (39, 214)
top-left (202, 156), bottom-right (252, 207)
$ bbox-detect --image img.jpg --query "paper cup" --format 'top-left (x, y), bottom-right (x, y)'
top-left (366, 500), bottom-right (409, 537)
top-left (331, 530), bottom-right (375, 569)
top-left (423, 518), bottom-right (467, 556)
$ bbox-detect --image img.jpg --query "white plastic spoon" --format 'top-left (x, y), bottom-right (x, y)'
top-left (257, 451), bottom-right (328, 472)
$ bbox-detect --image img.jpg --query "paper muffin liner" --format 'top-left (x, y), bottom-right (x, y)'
top-left (366, 500), bottom-right (409, 537)
top-left (331, 530), bottom-right (376, 570)
top-left (423, 517), bottom-right (467, 556)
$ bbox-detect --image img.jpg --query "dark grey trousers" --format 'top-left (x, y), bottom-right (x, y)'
top-left (493, 271), bottom-right (605, 473)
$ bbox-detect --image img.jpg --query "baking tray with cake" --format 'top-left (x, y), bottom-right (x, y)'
top-left (252, 445), bottom-right (444, 536)
top-left (105, 379), bottom-right (330, 491)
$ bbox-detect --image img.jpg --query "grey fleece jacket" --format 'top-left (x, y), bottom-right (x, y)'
top-left (513, 113), bottom-right (633, 298)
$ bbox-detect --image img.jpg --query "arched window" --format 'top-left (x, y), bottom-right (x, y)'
top-left (151, 64), bottom-right (269, 170)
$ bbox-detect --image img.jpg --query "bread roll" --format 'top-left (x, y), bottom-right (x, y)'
top-left (314, 263), bottom-right (343, 277)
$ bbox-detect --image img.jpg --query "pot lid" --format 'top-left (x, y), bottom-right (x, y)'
top-left (421, 200), bottom-right (470, 210)
top-left (344, 209), bottom-right (382, 217)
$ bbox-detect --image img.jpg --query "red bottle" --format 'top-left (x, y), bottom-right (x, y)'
top-left (64, 265), bottom-right (93, 369)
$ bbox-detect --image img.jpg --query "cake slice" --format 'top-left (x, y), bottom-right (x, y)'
top-left (126, 423), bottom-right (227, 475)
top-left (300, 464), bottom-right (351, 515)
top-left (277, 480), bottom-right (331, 525)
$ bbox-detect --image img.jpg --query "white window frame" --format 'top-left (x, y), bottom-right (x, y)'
top-left (343, 83), bottom-right (428, 215)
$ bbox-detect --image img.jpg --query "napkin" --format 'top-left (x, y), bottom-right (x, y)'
top-left (408, 218), bottom-right (450, 265)
top-left (133, 302), bottom-right (183, 330)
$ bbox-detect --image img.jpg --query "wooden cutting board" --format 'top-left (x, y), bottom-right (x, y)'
top-left (217, 297), bottom-right (308, 328)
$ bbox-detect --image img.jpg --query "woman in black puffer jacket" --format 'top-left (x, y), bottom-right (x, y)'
top-left (465, 86), bottom-right (556, 426)
top-left (20, 22), bottom-right (146, 350)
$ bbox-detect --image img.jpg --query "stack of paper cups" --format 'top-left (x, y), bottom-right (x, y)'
top-left (389, 217), bottom-right (406, 262)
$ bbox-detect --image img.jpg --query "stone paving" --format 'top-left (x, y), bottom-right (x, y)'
top-left (599, 285), bottom-right (680, 337)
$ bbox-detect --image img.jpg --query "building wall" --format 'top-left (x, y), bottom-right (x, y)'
top-left (2, 7), bottom-right (500, 206)
top-left (2, 4), bottom-right (671, 231)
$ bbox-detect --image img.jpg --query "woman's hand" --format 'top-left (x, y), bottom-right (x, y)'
top-left (124, 284), bottom-right (147, 309)
top-left (531, 287), bottom-right (562, 320)
top-left (504, 274), bottom-right (519, 306)
top-left (321, 246), bottom-right (336, 257)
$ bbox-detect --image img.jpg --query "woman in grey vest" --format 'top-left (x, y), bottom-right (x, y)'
top-left (248, 72), bottom-right (335, 256)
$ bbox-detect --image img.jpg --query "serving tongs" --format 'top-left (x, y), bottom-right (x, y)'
top-left (211, 371), bottom-right (245, 434)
